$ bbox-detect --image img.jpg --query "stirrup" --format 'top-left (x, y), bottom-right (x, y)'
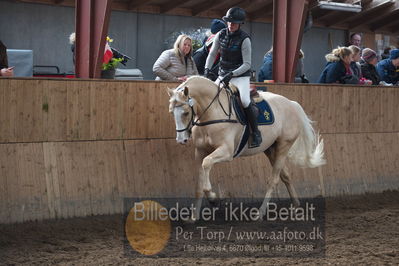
top-left (248, 131), bottom-right (262, 148)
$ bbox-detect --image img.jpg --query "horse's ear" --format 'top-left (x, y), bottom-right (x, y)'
top-left (183, 86), bottom-right (189, 96)
top-left (166, 87), bottom-right (174, 96)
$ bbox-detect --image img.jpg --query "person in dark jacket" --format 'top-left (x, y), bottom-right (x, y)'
top-left (360, 48), bottom-right (380, 85)
top-left (258, 48), bottom-right (308, 83)
top-left (258, 48), bottom-right (273, 81)
top-left (376, 48), bottom-right (399, 85)
top-left (318, 47), bottom-right (355, 84)
top-left (380, 47), bottom-right (392, 60)
top-left (0, 40), bottom-right (13, 77)
top-left (193, 19), bottom-right (226, 78)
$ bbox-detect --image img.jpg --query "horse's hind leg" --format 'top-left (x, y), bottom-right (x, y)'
top-left (259, 141), bottom-right (292, 218)
top-left (265, 148), bottom-right (300, 207)
top-left (280, 167), bottom-right (300, 207)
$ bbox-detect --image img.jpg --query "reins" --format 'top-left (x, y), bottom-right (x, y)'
top-left (174, 82), bottom-right (238, 134)
top-left (193, 82), bottom-right (237, 127)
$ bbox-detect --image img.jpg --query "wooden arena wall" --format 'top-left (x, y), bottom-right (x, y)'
top-left (0, 78), bottom-right (398, 223)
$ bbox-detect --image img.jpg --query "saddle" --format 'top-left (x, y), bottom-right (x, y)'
top-left (225, 83), bottom-right (275, 157)
top-left (227, 83), bottom-right (274, 126)
top-left (229, 83), bottom-right (262, 103)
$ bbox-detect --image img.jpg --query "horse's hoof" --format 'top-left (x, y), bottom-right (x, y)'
top-left (207, 191), bottom-right (217, 201)
top-left (185, 217), bottom-right (196, 224)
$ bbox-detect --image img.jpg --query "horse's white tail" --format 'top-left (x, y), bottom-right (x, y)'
top-left (288, 102), bottom-right (326, 168)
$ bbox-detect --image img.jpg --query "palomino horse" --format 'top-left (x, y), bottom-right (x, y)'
top-left (168, 76), bottom-right (325, 220)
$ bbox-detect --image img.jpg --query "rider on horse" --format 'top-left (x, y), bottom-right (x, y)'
top-left (204, 7), bottom-right (262, 148)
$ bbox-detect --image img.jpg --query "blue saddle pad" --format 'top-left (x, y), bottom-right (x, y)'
top-left (232, 97), bottom-right (275, 126)
top-left (256, 99), bottom-right (275, 125)
top-left (232, 95), bottom-right (275, 157)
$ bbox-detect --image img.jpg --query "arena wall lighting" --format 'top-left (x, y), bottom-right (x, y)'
top-left (318, 1), bottom-right (362, 12)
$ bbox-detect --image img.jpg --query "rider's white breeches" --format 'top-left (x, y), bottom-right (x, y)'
top-left (216, 76), bottom-right (251, 108)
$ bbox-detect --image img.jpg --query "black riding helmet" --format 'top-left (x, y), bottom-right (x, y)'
top-left (223, 7), bottom-right (246, 24)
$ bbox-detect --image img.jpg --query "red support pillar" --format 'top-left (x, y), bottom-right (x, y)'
top-left (75, 0), bottom-right (113, 78)
top-left (272, 0), bottom-right (308, 83)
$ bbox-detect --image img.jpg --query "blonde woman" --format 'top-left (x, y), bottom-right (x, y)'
top-left (153, 34), bottom-right (198, 81)
top-left (348, 45), bottom-right (362, 79)
top-left (317, 47), bottom-right (356, 84)
top-left (349, 45), bottom-right (372, 85)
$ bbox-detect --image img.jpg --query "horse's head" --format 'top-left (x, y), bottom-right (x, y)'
top-left (168, 86), bottom-right (195, 144)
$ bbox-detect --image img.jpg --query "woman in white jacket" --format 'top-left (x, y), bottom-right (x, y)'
top-left (153, 34), bottom-right (198, 81)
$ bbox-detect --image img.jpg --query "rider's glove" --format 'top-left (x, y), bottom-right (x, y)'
top-left (221, 71), bottom-right (233, 84)
top-left (204, 68), bottom-right (212, 79)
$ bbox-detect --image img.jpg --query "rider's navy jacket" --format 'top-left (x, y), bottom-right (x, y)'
top-left (218, 28), bottom-right (251, 77)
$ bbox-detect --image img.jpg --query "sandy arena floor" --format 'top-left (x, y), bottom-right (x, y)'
top-left (1, 190), bottom-right (398, 265)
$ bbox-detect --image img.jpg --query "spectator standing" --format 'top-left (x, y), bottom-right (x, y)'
top-left (376, 48), bottom-right (399, 85)
top-left (0, 40), bottom-right (14, 77)
top-left (295, 50), bottom-right (309, 83)
top-left (69, 33), bottom-right (76, 65)
top-left (258, 48), bottom-right (273, 81)
top-left (258, 48), bottom-right (308, 83)
top-left (360, 48), bottom-right (380, 85)
top-left (347, 33), bottom-right (362, 47)
top-left (317, 47), bottom-right (357, 84)
top-left (153, 34), bottom-right (198, 82)
top-left (193, 19), bottom-right (226, 79)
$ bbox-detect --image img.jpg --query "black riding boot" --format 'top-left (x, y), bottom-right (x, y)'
top-left (244, 105), bottom-right (262, 148)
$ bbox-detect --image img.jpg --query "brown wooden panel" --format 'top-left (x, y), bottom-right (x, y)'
top-left (1, 79), bottom-right (399, 224)
top-left (66, 80), bottom-right (91, 140)
top-left (123, 139), bottom-right (197, 198)
top-left (41, 141), bottom-right (128, 220)
top-left (43, 80), bottom-right (68, 141)
top-left (1, 132), bottom-right (398, 223)
top-left (266, 83), bottom-right (399, 134)
top-left (0, 143), bottom-right (47, 223)
top-left (2, 79), bottom-right (399, 143)
top-left (17, 80), bottom-right (45, 142)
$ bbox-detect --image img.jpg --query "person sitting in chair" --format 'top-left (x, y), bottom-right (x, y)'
top-left (204, 7), bottom-right (261, 148)
top-left (0, 40), bottom-right (14, 77)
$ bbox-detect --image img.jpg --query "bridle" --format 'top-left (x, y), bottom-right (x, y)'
top-left (174, 99), bottom-right (196, 133)
top-left (173, 84), bottom-right (238, 135)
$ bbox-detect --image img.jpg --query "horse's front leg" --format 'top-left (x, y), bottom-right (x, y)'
top-left (191, 148), bottom-right (207, 222)
top-left (191, 145), bottom-right (233, 221)
top-left (202, 145), bottom-right (234, 199)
